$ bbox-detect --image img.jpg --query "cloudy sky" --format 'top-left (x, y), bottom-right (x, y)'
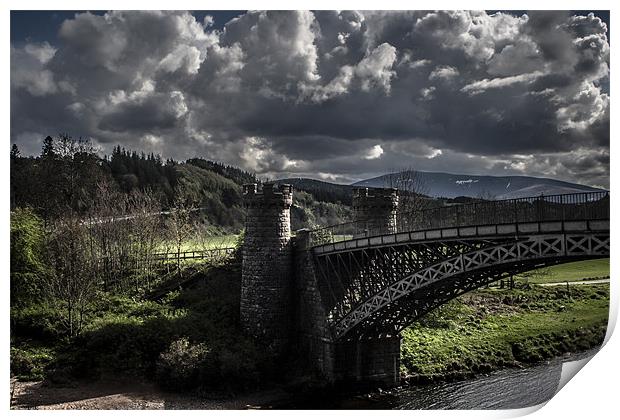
top-left (10, 10), bottom-right (609, 187)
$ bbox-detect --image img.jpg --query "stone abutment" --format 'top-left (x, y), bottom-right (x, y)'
top-left (241, 182), bottom-right (293, 355)
top-left (241, 183), bottom-right (401, 387)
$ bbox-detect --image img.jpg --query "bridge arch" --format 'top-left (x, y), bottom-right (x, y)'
top-left (331, 230), bottom-right (609, 339)
top-left (305, 191), bottom-right (609, 344)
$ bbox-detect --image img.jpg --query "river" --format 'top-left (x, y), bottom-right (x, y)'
top-left (273, 347), bottom-right (601, 410)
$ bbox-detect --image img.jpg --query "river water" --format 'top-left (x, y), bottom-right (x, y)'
top-left (275, 347), bottom-right (600, 410)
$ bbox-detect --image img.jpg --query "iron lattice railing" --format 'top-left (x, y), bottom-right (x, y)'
top-left (309, 191), bottom-right (610, 248)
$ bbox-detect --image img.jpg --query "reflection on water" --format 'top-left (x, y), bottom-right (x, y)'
top-left (395, 361), bottom-right (561, 409)
top-left (391, 347), bottom-right (600, 410)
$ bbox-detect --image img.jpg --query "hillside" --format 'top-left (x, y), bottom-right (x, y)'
top-left (277, 178), bottom-right (354, 205)
top-left (175, 163), bottom-right (246, 231)
top-left (10, 138), bottom-right (353, 231)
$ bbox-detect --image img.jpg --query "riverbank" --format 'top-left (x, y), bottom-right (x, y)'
top-left (10, 378), bottom-right (292, 409)
top-left (10, 275), bottom-right (609, 409)
top-left (400, 283), bottom-right (609, 384)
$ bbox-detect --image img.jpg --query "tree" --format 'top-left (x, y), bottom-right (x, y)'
top-left (125, 188), bottom-right (165, 291)
top-left (166, 188), bottom-right (198, 276)
top-left (10, 144), bottom-right (20, 159)
top-left (384, 167), bottom-right (430, 213)
top-left (45, 213), bottom-right (98, 337)
top-left (10, 208), bottom-right (47, 307)
top-left (86, 181), bottom-right (165, 293)
top-left (384, 167), bottom-right (431, 230)
top-left (10, 145), bottom-right (24, 207)
top-left (37, 134), bottom-right (107, 217)
top-left (41, 136), bottom-right (55, 158)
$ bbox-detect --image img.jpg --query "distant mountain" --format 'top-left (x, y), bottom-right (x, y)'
top-left (276, 171), bottom-right (605, 202)
top-left (353, 171), bottom-right (606, 199)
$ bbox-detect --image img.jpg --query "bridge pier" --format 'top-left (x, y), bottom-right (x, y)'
top-left (352, 187), bottom-right (398, 236)
top-left (241, 182), bottom-right (293, 355)
top-left (241, 184), bottom-right (402, 387)
top-left (294, 213), bottom-right (401, 388)
top-left (333, 337), bottom-right (401, 386)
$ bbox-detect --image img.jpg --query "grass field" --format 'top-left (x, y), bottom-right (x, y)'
top-left (157, 235), bottom-right (239, 253)
top-left (517, 258), bottom-right (609, 284)
top-left (401, 284), bottom-right (609, 382)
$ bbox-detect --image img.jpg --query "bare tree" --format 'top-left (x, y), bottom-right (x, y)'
top-left (167, 188), bottom-right (198, 276)
top-left (45, 213), bottom-right (98, 337)
top-left (476, 189), bottom-right (497, 201)
top-left (383, 167), bottom-right (431, 230)
top-left (86, 182), bottom-right (165, 293)
top-left (384, 167), bottom-right (430, 214)
top-left (87, 181), bottom-right (124, 291)
top-left (125, 189), bottom-right (165, 291)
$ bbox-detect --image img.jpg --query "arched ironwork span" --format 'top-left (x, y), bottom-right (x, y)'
top-left (307, 192), bottom-right (610, 341)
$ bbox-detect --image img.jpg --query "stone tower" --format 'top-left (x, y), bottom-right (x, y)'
top-left (352, 187), bottom-right (399, 235)
top-left (241, 182), bottom-right (293, 354)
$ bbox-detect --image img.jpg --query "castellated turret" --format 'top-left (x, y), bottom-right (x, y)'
top-left (241, 182), bottom-right (293, 354)
top-left (352, 187), bottom-right (399, 235)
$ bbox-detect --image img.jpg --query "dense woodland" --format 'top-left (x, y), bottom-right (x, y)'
top-left (11, 135), bottom-right (353, 229)
top-left (11, 136), bottom-right (251, 225)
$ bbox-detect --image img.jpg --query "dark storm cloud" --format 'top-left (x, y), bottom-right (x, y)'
top-left (10, 10), bottom-right (609, 188)
top-left (99, 92), bottom-right (188, 133)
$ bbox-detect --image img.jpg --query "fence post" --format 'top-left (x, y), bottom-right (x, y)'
top-left (513, 199), bottom-right (518, 224)
top-left (537, 194), bottom-right (543, 221)
top-left (474, 202), bottom-right (478, 225)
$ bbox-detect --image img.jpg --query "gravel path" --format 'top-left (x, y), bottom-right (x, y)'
top-left (10, 379), bottom-right (290, 410)
top-left (539, 278), bottom-right (610, 286)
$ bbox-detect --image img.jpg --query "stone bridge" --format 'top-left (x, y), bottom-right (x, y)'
top-left (240, 183), bottom-right (609, 388)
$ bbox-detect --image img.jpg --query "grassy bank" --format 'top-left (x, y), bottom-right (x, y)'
top-left (518, 258), bottom-right (609, 283)
top-left (400, 283), bottom-right (609, 384)
top-left (11, 255), bottom-right (611, 393)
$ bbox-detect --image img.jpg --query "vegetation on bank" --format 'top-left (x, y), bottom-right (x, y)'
top-left (400, 283), bottom-right (609, 384)
top-left (12, 258), bottom-right (610, 392)
top-left (291, 190), bottom-right (354, 230)
top-left (9, 181), bottom-right (275, 394)
top-left (11, 263), bottom-right (281, 394)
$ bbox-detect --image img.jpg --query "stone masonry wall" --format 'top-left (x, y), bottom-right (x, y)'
top-left (333, 336), bottom-right (401, 387)
top-left (242, 184), bottom-right (401, 388)
top-left (294, 230), bottom-right (401, 388)
top-left (293, 229), bottom-right (335, 381)
top-left (352, 187), bottom-right (399, 236)
top-left (241, 182), bottom-right (293, 354)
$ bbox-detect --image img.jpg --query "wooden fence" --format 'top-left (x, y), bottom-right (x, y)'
top-left (150, 247), bottom-right (236, 263)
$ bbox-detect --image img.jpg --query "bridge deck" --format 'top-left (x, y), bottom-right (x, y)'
top-left (312, 219), bottom-right (609, 255)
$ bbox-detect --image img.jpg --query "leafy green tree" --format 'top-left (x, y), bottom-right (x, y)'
top-left (10, 208), bottom-right (47, 307)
